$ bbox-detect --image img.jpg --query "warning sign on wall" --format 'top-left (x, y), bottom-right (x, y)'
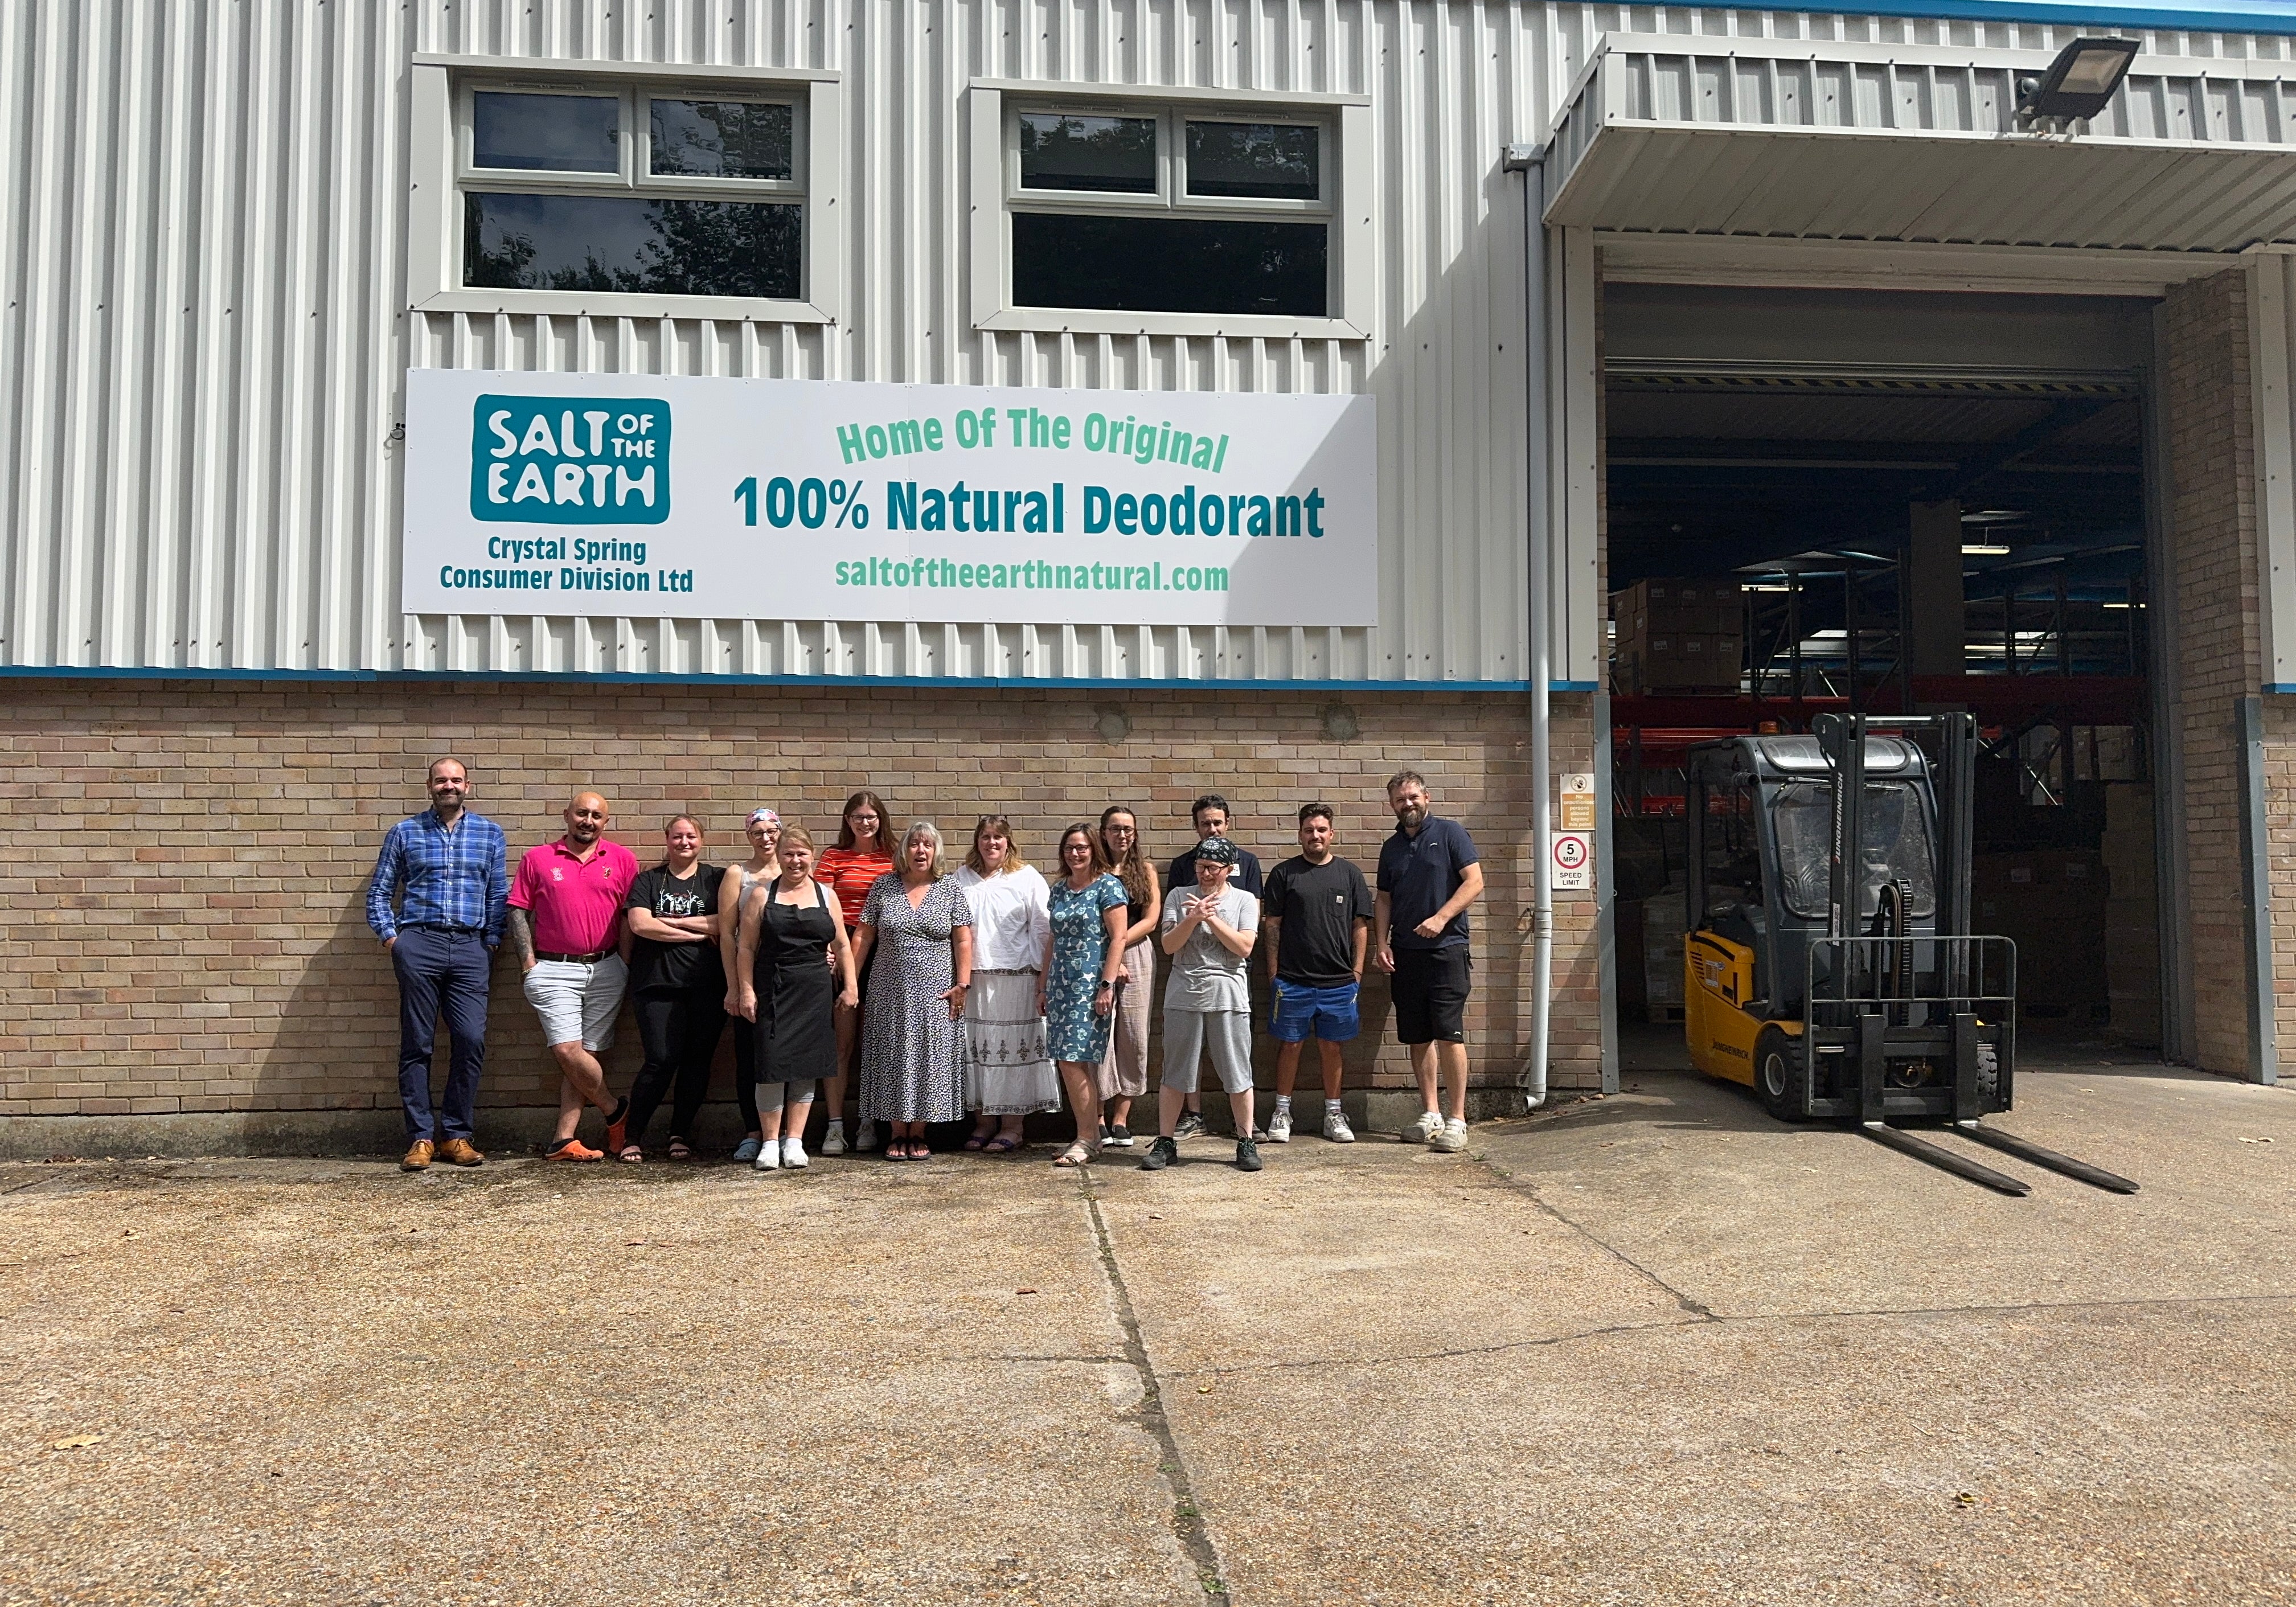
top-left (1559, 772), bottom-right (1598, 832)
top-left (1551, 830), bottom-right (1593, 891)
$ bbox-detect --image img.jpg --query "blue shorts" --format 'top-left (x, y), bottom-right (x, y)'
top-left (1270, 979), bottom-right (1361, 1044)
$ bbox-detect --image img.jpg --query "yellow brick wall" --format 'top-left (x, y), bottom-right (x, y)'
top-left (0, 680), bottom-right (1602, 1126)
top-left (2159, 270), bottom-right (2269, 1077)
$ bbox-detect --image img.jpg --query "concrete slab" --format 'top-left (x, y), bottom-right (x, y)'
top-left (4, 1056), bottom-right (2293, 1605)
top-left (0, 1155), bottom-right (1203, 1606)
top-left (1483, 1065), bottom-right (2296, 1317)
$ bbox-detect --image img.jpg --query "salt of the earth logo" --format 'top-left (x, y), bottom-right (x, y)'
top-left (470, 396), bottom-right (672, 524)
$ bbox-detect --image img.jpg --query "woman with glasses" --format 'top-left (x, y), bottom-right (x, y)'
top-left (732, 824), bottom-right (859, 1171)
top-left (815, 790), bottom-right (896, 1155)
top-left (1092, 806), bottom-right (1160, 1148)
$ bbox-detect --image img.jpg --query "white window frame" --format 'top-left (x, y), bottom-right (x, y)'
top-left (408, 56), bottom-right (842, 325)
top-left (969, 80), bottom-right (1372, 342)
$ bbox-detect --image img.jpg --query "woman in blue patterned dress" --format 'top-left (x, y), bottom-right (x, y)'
top-left (1040, 822), bottom-right (1130, 1167)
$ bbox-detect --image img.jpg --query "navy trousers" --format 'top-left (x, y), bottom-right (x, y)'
top-left (392, 926), bottom-right (491, 1142)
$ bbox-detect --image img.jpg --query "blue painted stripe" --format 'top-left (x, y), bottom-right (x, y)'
top-left (1749, 0), bottom-right (2294, 31)
top-left (0, 663), bottom-right (1547, 695)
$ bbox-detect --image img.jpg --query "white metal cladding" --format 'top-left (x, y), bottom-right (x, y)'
top-left (5, 6), bottom-right (2296, 685)
top-left (2248, 246), bottom-right (2296, 691)
top-left (1547, 35), bottom-right (2296, 250)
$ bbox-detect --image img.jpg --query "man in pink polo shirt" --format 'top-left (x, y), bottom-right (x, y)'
top-left (508, 790), bottom-right (641, 1162)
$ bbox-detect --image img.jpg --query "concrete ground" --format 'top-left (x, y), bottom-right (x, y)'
top-left (3, 1055), bottom-right (2291, 1605)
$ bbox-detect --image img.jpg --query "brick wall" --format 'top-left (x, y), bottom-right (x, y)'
top-left (2159, 269), bottom-right (2266, 1077)
top-left (0, 680), bottom-right (1601, 1137)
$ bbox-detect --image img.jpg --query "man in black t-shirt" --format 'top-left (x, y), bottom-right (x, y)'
top-left (1261, 804), bottom-right (1373, 1145)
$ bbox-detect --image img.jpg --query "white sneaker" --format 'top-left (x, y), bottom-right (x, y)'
top-left (1265, 1108), bottom-right (1293, 1143)
top-left (753, 1145), bottom-right (782, 1171)
top-left (1323, 1109), bottom-right (1356, 1143)
top-left (1406, 1110), bottom-right (1444, 1144)
top-left (820, 1124), bottom-right (847, 1157)
top-left (1431, 1118), bottom-right (1467, 1154)
top-left (781, 1135), bottom-right (809, 1169)
top-left (855, 1121), bottom-right (880, 1152)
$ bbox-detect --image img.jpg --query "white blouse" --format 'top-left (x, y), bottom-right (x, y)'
top-left (955, 864), bottom-right (1053, 972)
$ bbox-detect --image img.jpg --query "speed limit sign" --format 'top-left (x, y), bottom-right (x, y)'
top-left (1550, 831), bottom-right (1592, 891)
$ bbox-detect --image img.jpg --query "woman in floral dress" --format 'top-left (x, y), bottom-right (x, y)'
top-left (852, 821), bottom-right (974, 1161)
top-left (1041, 822), bottom-right (1130, 1168)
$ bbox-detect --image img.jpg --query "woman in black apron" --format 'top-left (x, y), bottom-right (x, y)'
top-left (734, 822), bottom-right (859, 1172)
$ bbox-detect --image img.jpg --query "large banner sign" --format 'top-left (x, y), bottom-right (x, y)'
top-left (402, 370), bottom-right (1377, 627)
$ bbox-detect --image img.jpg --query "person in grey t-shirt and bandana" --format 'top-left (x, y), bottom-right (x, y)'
top-left (1139, 837), bottom-right (1264, 1175)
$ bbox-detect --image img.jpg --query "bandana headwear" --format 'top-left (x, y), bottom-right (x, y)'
top-left (1196, 835), bottom-right (1239, 866)
top-left (748, 808), bottom-right (780, 828)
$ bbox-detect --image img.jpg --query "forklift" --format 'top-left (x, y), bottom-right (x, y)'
top-left (1681, 712), bottom-right (2137, 1195)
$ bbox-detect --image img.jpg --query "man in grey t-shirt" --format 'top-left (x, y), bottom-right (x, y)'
top-left (1140, 837), bottom-right (1263, 1174)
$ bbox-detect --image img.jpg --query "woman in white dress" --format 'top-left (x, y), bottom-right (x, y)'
top-left (954, 815), bottom-right (1058, 1153)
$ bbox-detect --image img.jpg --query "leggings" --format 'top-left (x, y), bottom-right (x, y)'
top-left (627, 987), bottom-right (728, 1143)
top-left (756, 1079), bottom-right (817, 1112)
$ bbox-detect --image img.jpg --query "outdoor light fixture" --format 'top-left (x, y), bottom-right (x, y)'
top-left (2018, 37), bottom-right (2139, 124)
top-left (1961, 544), bottom-right (2014, 556)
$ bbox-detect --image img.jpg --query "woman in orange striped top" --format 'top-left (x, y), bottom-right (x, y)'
top-left (815, 789), bottom-right (896, 1154)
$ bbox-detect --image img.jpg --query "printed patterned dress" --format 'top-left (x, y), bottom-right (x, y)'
top-left (855, 873), bottom-right (974, 1124)
top-left (1045, 872), bottom-right (1129, 1064)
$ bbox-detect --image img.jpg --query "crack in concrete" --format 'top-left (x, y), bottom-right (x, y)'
top-left (1471, 1148), bottom-right (1720, 1321)
top-left (1077, 1171), bottom-right (1232, 1606)
top-left (1168, 1316), bottom-right (1713, 1379)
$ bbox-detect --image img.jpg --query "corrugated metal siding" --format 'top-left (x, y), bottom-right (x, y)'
top-left (5, 5), bottom-right (2294, 683)
top-left (1550, 36), bottom-right (2296, 250)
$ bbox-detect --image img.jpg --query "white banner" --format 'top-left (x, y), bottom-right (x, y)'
top-left (401, 370), bottom-right (1377, 628)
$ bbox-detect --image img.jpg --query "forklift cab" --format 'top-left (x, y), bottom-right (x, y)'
top-left (1684, 733), bottom-right (1941, 1028)
top-left (1682, 715), bottom-right (2017, 1128)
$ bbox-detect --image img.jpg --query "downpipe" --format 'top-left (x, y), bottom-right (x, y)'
top-left (1506, 141), bottom-right (1552, 1113)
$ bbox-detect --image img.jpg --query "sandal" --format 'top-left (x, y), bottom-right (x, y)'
top-left (667, 1138), bottom-right (694, 1161)
top-left (616, 1145), bottom-right (643, 1164)
top-left (984, 1133), bottom-right (1024, 1154)
top-left (1053, 1141), bottom-right (1098, 1167)
top-left (963, 1130), bottom-right (993, 1152)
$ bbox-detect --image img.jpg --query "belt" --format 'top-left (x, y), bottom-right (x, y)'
top-left (536, 949), bottom-right (614, 964)
top-left (405, 923), bottom-right (482, 935)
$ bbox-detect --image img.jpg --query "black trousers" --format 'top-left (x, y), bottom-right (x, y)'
top-left (625, 986), bottom-right (728, 1145)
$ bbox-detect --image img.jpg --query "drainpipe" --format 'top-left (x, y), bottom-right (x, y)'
top-left (1504, 141), bottom-right (1552, 1111)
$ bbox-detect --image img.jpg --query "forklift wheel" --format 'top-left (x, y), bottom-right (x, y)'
top-left (1755, 1027), bottom-right (1811, 1123)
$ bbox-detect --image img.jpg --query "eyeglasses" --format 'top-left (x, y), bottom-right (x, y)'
top-left (1104, 824), bottom-right (1135, 835)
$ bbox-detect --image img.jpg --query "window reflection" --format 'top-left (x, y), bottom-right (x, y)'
top-left (464, 192), bottom-right (801, 298)
top-left (1018, 113), bottom-right (1158, 193)
top-left (472, 92), bottom-right (620, 173)
top-left (1186, 122), bottom-right (1319, 200)
top-left (649, 100), bottom-right (794, 180)
top-left (1012, 214), bottom-right (1326, 316)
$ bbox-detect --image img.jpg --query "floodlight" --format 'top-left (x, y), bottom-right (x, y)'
top-left (2018, 38), bottom-right (2138, 122)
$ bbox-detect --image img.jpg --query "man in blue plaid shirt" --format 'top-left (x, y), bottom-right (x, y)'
top-left (367, 757), bottom-right (509, 1171)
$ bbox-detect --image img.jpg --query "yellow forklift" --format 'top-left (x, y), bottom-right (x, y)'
top-left (1681, 712), bottom-right (2136, 1195)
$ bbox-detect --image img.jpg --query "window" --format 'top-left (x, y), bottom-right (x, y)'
top-left (456, 83), bottom-right (805, 302)
top-left (1006, 105), bottom-right (1332, 319)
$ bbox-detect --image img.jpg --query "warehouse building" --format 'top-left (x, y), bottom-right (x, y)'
top-left (3, 0), bottom-right (2294, 1151)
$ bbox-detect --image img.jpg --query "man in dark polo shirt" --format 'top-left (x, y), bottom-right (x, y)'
top-left (1374, 770), bottom-right (1483, 1154)
top-left (1262, 803), bottom-right (1373, 1145)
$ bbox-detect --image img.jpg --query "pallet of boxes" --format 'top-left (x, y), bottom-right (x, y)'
top-left (1612, 576), bottom-right (1745, 695)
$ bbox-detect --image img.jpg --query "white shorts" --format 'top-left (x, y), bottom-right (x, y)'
top-left (1159, 1007), bottom-right (1254, 1096)
top-left (522, 954), bottom-right (628, 1051)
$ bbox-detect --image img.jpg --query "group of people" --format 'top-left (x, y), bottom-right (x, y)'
top-left (367, 764), bottom-right (1485, 1175)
